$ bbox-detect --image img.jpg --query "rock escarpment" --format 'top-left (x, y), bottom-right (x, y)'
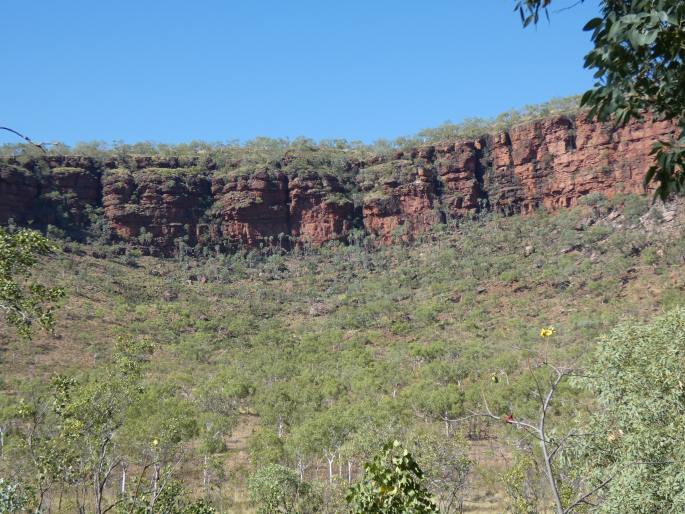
top-left (208, 171), bottom-right (290, 248)
top-left (288, 173), bottom-right (354, 246)
top-left (102, 168), bottom-right (212, 252)
top-left (484, 112), bottom-right (673, 213)
top-left (0, 113), bottom-right (675, 252)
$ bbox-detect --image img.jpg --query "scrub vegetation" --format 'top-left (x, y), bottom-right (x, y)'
top-left (1, 194), bottom-right (684, 512)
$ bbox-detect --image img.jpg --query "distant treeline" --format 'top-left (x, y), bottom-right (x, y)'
top-left (0, 96), bottom-right (581, 161)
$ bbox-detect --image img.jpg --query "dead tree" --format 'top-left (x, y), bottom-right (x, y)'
top-left (453, 362), bottom-right (611, 514)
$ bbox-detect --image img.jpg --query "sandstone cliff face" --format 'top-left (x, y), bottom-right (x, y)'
top-left (434, 140), bottom-right (485, 217)
top-left (41, 167), bottom-right (101, 226)
top-left (361, 163), bottom-right (441, 244)
top-left (102, 168), bottom-right (211, 253)
top-left (45, 167), bottom-right (101, 206)
top-left (361, 113), bottom-right (674, 242)
top-left (0, 113), bottom-right (676, 251)
top-left (0, 164), bottom-right (40, 224)
top-left (208, 171), bottom-right (290, 248)
top-left (485, 113), bottom-right (674, 214)
top-left (289, 173), bottom-right (354, 246)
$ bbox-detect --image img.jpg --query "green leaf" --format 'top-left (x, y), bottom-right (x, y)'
top-left (583, 17), bottom-right (603, 31)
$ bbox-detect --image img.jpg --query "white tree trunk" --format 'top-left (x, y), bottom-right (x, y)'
top-left (152, 463), bottom-right (160, 496)
top-left (327, 456), bottom-right (334, 484)
top-left (297, 458), bottom-right (305, 481)
top-left (203, 455), bottom-right (208, 491)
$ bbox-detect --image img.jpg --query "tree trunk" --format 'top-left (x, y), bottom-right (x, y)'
top-left (203, 455), bottom-right (209, 492)
top-left (327, 456), bottom-right (334, 484)
top-left (541, 434), bottom-right (564, 514)
top-left (95, 473), bottom-right (103, 514)
top-left (297, 458), bottom-right (305, 481)
top-left (152, 463), bottom-right (160, 496)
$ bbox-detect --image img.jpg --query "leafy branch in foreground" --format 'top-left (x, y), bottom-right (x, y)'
top-left (0, 127), bottom-right (48, 153)
top-left (0, 228), bottom-right (64, 338)
top-left (571, 307), bottom-right (685, 513)
top-left (346, 440), bottom-right (439, 514)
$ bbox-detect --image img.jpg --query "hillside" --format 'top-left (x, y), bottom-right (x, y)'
top-left (2, 104), bottom-right (685, 512)
top-left (1, 185), bottom-right (684, 511)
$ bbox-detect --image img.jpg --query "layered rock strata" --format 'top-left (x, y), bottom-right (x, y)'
top-left (0, 113), bottom-right (675, 251)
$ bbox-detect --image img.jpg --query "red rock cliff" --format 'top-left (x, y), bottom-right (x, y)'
top-left (289, 173), bottom-right (354, 246)
top-left (208, 171), bottom-right (290, 248)
top-left (102, 168), bottom-right (211, 254)
top-left (360, 113), bottom-right (675, 242)
top-left (0, 112), bottom-right (676, 251)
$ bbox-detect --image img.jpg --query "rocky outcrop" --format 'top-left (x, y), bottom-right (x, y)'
top-left (102, 168), bottom-right (212, 253)
top-left (362, 113), bottom-right (675, 241)
top-left (362, 164), bottom-right (442, 244)
top-left (289, 173), bottom-right (354, 246)
top-left (44, 167), bottom-right (101, 206)
top-left (485, 113), bottom-right (675, 214)
top-left (41, 167), bottom-right (101, 226)
top-left (434, 140), bottom-right (485, 217)
top-left (0, 164), bottom-right (40, 224)
top-left (0, 112), bottom-right (676, 251)
top-left (208, 171), bottom-right (290, 248)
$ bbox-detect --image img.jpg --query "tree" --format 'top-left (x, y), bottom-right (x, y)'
top-left (119, 384), bottom-right (198, 511)
top-left (346, 440), bottom-right (439, 514)
top-left (404, 380), bottom-right (464, 436)
top-left (287, 407), bottom-right (355, 484)
top-left (119, 478), bottom-right (217, 514)
top-left (248, 464), bottom-right (319, 514)
top-left (467, 362), bottom-right (585, 514)
top-left (515, 0), bottom-right (685, 199)
top-left (0, 228), bottom-right (64, 338)
top-left (48, 338), bottom-right (154, 514)
top-left (408, 428), bottom-right (471, 514)
top-left (456, 326), bottom-right (604, 513)
top-left (571, 307), bottom-right (685, 513)
top-left (7, 338), bottom-right (156, 513)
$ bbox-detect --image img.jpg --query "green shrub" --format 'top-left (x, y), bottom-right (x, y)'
top-left (573, 308), bottom-right (685, 513)
top-left (347, 441), bottom-right (438, 514)
top-left (248, 464), bottom-right (319, 514)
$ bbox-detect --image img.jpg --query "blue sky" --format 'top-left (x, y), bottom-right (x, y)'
top-left (0, 0), bottom-right (600, 146)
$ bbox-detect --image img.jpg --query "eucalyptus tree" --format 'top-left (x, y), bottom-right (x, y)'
top-left (0, 228), bottom-right (64, 338)
top-left (248, 463), bottom-right (320, 514)
top-left (571, 307), bottom-right (685, 513)
top-left (408, 428), bottom-right (471, 514)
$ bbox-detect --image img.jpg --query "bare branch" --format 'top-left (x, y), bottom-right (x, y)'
top-left (564, 473), bottom-right (615, 513)
top-left (0, 126), bottom-right (47, 152)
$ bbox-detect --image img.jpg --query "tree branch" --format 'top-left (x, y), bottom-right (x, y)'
top-left (0, 126), bottom-right (47, 152)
